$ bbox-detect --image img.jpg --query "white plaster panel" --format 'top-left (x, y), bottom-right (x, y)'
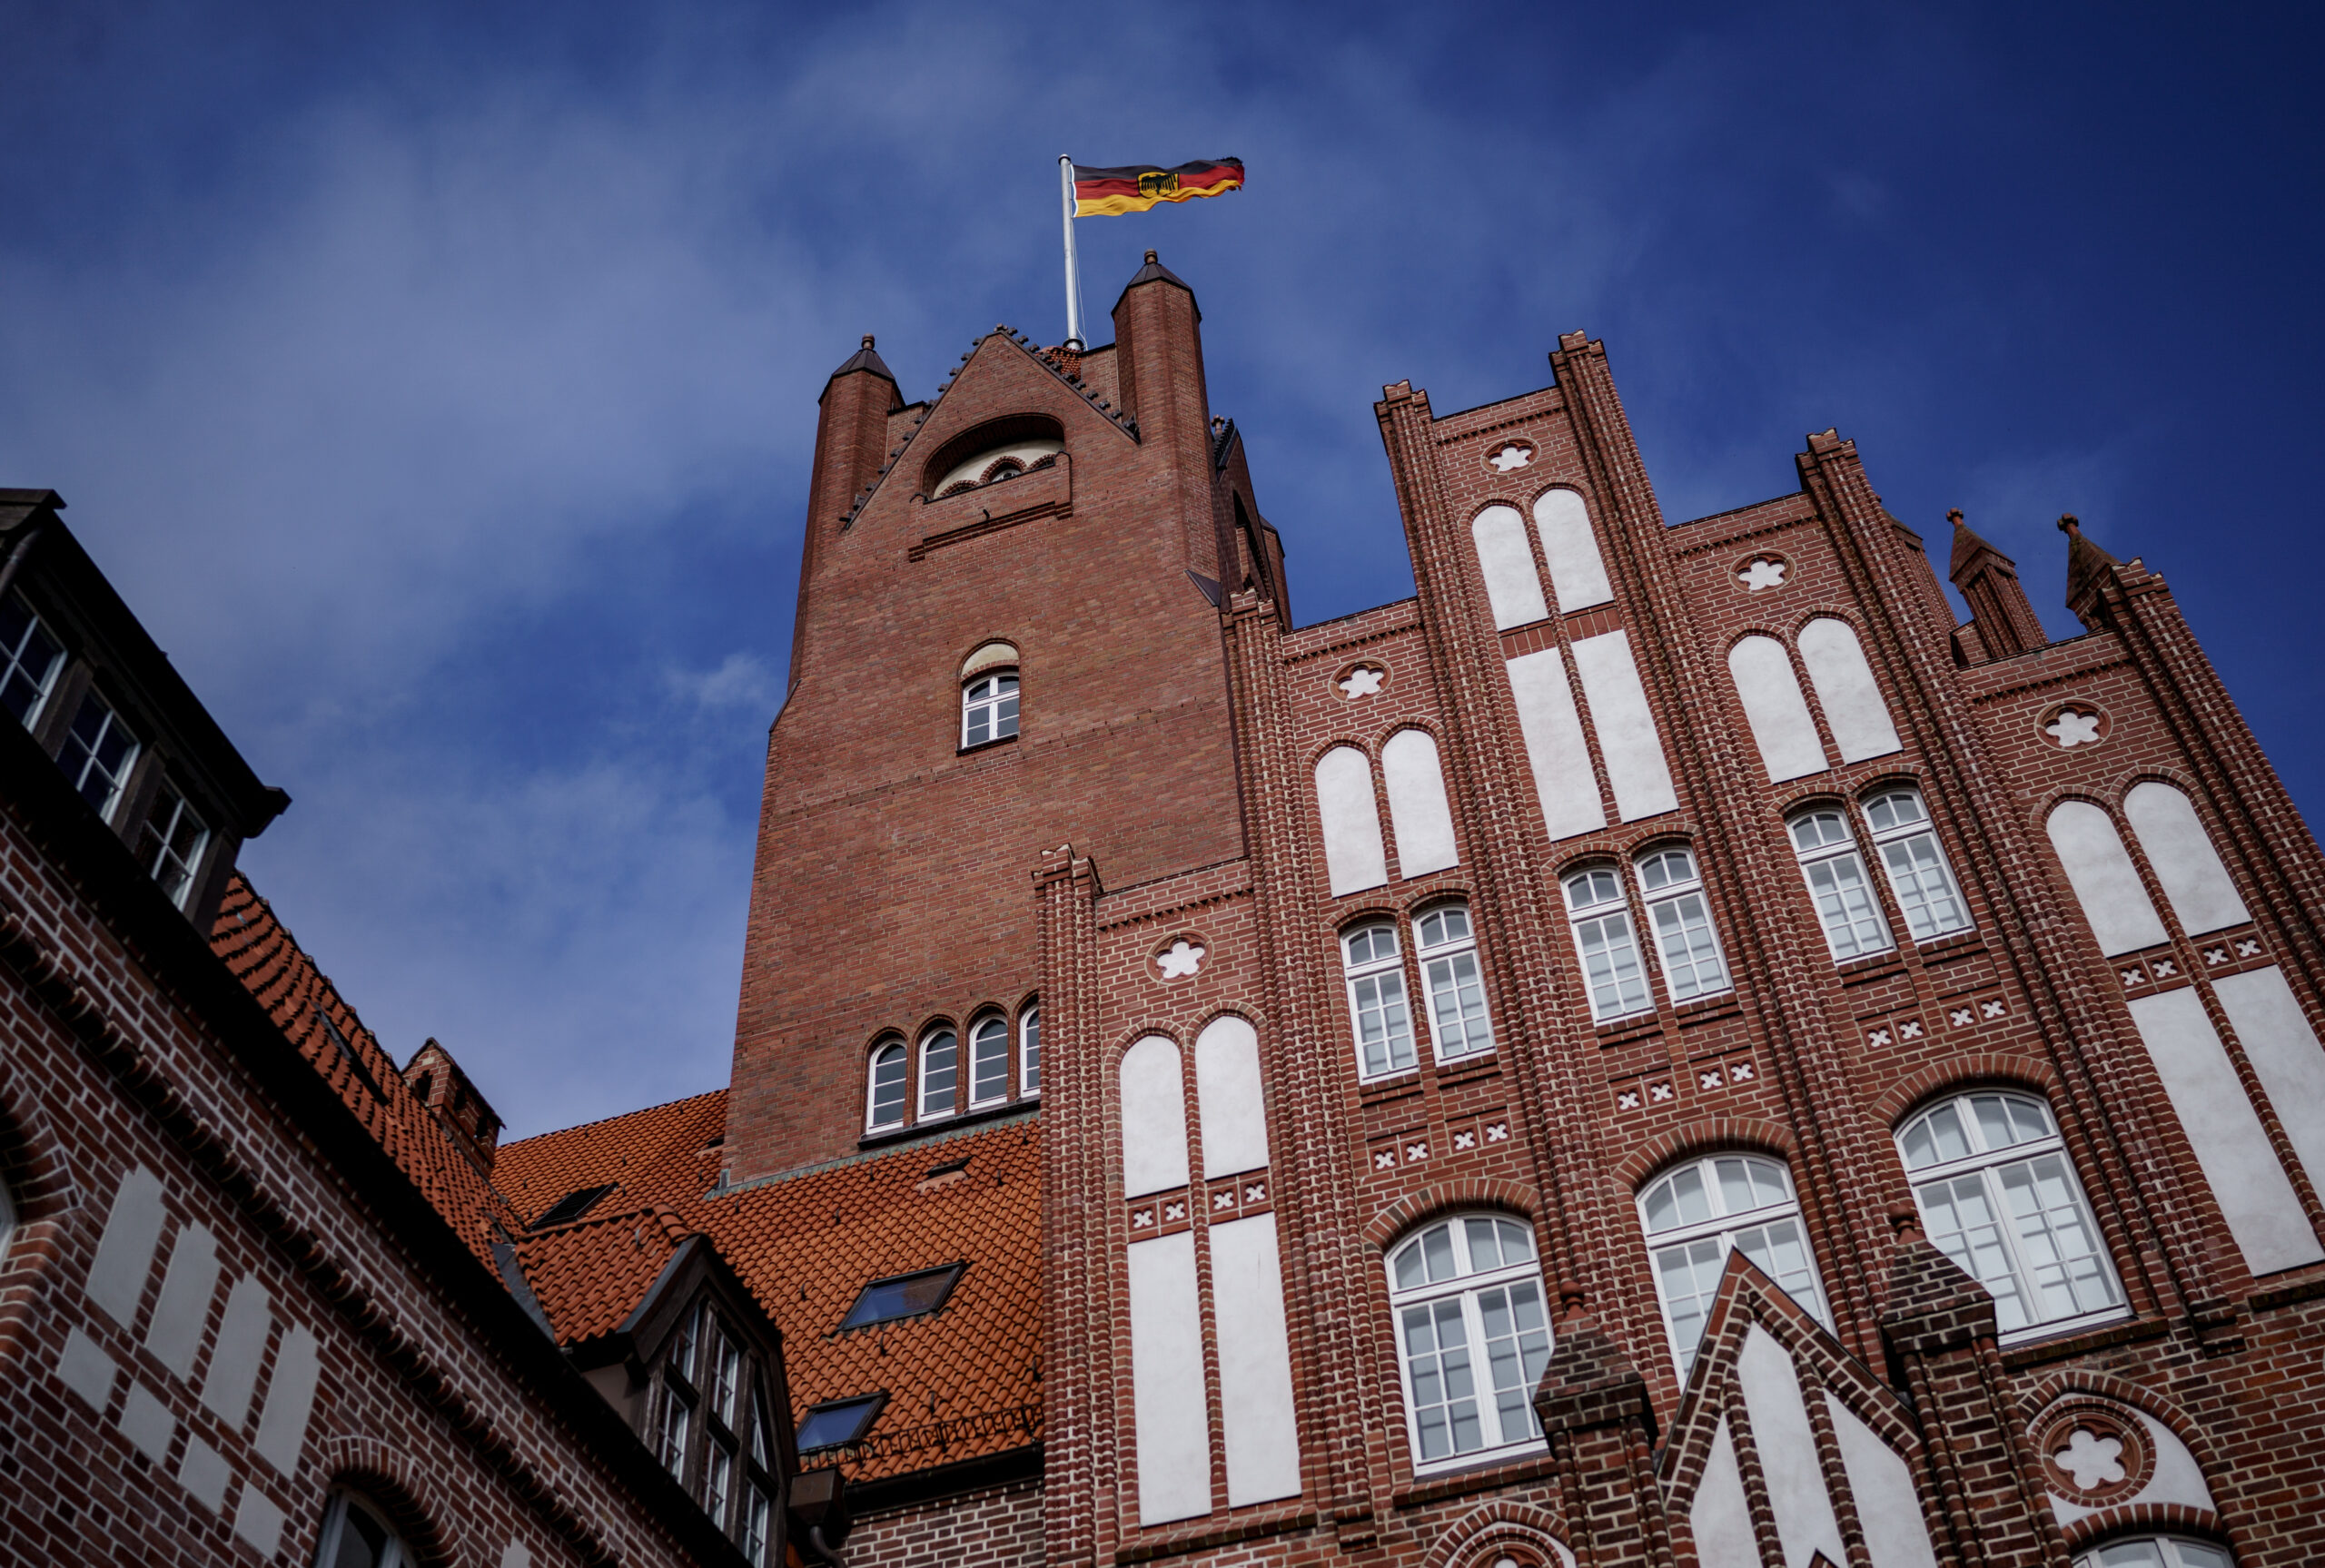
top-left (501, 1546), bottom-right (535, 1568)
top-left (2127, 988), bottom-right (2325, 1274)
top-left (1314, 745), bottom-right (1389, 896)
top-left (1380, 728), bottom-right (1459, 877)
top-left (1825, 1394), bottom-right (1939, 1568)
top-left (1533, 488), bottom-right (1614, 610)
top-left (253, 1326), bottom-right (322, 1474)
top-left (1728, 635), bottom-right (1826, 782)
top-left (1120, 1038), bottom-right (1191, 1199)
top-left (1505, 649), bottom-right (1606, 840)
top-left (1737, 1326), bottom-right (1846, 1568)
top-left (1127, 1233), bottom-right (1211, 1524)
top-left (1797, 617), bottom-right (1902, 763)
top-left (233, 1488), bottom-right (286, 1556)
top-left (2213, 965), bottom-right (2325, 1189)
top-left (118, 1382), bottom-right (176, 1464)
top-left (1209, 1216), bottom-right (1302, 1506)
top-left (1194, 1016), bottom-right (1270, 1179)
top-left (2125, 783), bottom-right (2249, 936)
top-left (200, 1276), bottom-right (272, 1426)
top-left (1571, 630), bottom-right (1678, 822)
top-left (1471, 505), bottom-right (1550, 629)
top-left (86, 1166), bottom-right (168, 1328)
top-left (177, 1435), bottom-right (231, 1512)
top-left (146, 1222), bottom-right (222, 1379)
top-left (1689, 1418), bottom-right (1759, 1568)
top-left (2046, 802), bottom-right (2170, 956)
top-left (2047, 1409), bottom-right (2214, 1526)
top-left (56, 1326), bottom-right (119, 1412)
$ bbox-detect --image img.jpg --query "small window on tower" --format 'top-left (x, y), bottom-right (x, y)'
top-left (963, 672), bottom-right (1020, 747)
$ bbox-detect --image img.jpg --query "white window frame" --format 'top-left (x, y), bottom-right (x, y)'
top-left (703, 1439), bottom-right (733, 1526)
top-left (1636, 844), bottom-right (1731, 1002)
top-left (1897, 1091), bottom-right (2123, 1342)
top-left (1385, 1214), bottom-right (1552, 1474)
top-left (742, 1486), bottom-right (773, 1566)
top-left (1019, 1005), bottom-right (1041, 1097)
top-left (2071, 1537), bottom-right (2232, 1568)
top-left (709, 1331), bottom-right (742, 1426)
top-left (917, 1026), bottom-right (959, 1120)
top-left (658, 1382), bottom-right (691, 1476)
top-left (866, 1040), bottom-right (907, 1131)
top-left (1562, 864), bottom-right (1653, 1022)
top-left (1342, 920), bottom-right (1418, 1079)
top-left (1862, 786), bottom-right (1972, 942)
top-left (60, 689), bottom-right (140, 823)
top-left (1415, 901), bottom-right (1495, 1061)
top-left (963, 671), bottom-right (1020, 747)
top-left (0, 591), bottom-right (65, 731)
top-left (142, 782), bottom-right (211, 909)
top-left (1637, 1154), bottom-right (1829, 1379)
top-left (312, 1493), bottom-right (411, 1568)
top-left (1787, 805), bottom-right (1895, 962)
top-left (968, 1014), bottom-right (1011, 1108)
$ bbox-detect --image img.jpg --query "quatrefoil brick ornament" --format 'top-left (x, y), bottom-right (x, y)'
top-left (2041, 701), bottom-right (2108, 749)
top-left (1736, 554), bottom-right (1790, 591)
top-left (1485, 440), bottom-right (1534, 473)
top-left (1153, 938), bottom-right (1205, 980)
top-left (1337, 662), bottom-right (1386, 699)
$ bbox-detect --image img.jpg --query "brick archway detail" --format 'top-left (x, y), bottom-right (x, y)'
top-left (1869, 1053), bottom-right (2061, 1129)
top-left (2014, 1369), bottom-right (2228, 1480)
top-left (2058, 1502), bottom-right (2227, 1556)
top-left (1613, 1117), bottom-right (1800, 1190)
top-left (1424, 1497), bottom-right (1576, 1568)
top-left (1365, 1178), bottom-right (1541, 1249)
top-left (313, 1434), bottom-right (457, 1565)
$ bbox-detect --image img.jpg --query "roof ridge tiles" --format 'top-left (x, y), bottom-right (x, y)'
top-left (498, 1087), bottom-right (727, 1152)
top-left (709, 1103), bottom-right (1039, 1198)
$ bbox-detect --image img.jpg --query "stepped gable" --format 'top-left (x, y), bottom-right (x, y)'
top-left (498, 1100), bottom-right (1044, 1484)
top-left (510, 1203), bottom-right (698, 1346)
top-left (209, 873), bottom-right (517, 1263)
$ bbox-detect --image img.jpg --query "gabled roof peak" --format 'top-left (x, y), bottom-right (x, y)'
top-left (1946, 507), bottom-right (2017, 578)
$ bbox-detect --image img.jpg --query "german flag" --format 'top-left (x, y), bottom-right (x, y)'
top-left (1072, 158), bottom-right (1244, 218)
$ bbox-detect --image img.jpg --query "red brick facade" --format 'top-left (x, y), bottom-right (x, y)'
top-left (724, 263), bottom-right (2325, 1565)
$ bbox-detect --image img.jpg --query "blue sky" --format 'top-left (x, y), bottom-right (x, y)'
top-left (4, 2), bottom-right (2317, 1137)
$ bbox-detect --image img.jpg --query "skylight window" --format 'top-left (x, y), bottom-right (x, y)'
top-left (533, 1183), bottom-right (618, 1228)
top-left (796, 1393), bottom-right (886, 1453)
top-left (839, 1264), bottom-right (964, 1330)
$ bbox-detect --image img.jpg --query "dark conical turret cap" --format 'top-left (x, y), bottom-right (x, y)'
top-left (2060, 513), bottom-right (2122, 612)
top-left (1114, 249), bottom-right (1200, 320)
top-left (1948, 508), bottom-right (2017, 577)
top-left (826, 333), bottom-right (896, 387)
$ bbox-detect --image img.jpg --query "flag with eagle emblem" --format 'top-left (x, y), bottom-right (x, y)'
top-left (1071, 158), bottom-right (1244, 217)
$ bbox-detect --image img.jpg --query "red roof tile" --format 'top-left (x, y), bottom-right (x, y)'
top-left (512, 1204), bottom-right (696, 1346)
top-left (499, 1103), bottom-right (1044, 1482)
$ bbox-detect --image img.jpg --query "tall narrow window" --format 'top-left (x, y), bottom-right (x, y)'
top-left (703, 1442), bottom-right (733, 1525)
top-left (1342, 921), bottom-right (1416, 1078)
top-left (710, 1334), bottom-right (742, 1426)
top-left (0, 592), bottom-right (64, 729)
top-left (1864, 787), bottom-right (1970, 940)
top-left (139, 781), bottom-right (209, 909)
top-left (1788, 807), bottom-right (1894, 962)
top-left (963, 673), bottom-right (1019, 746)
top-left (658, 1383), bottom-right (692, 1475)
top-left (1386, 1215), bottom-right (1551, 1470)
top-left (969, 1015), bottom-right (1010, 1107)
top-left (866, 1041), bottom-right (907, 1131)
top-left (1898, 1091), bottom-right (2122, 1337)
top-left (1019, 1006), bottom-right (1041, 1096)
top-left (1637, 845), bottom-right (1729, 1001)
top-left (668, 1304), bottom-right (700, 1381)
top-left (1639, 1154), bottom-right (1826, 1377)
top-left (1416, 902), bottom-right (1493, 1060)
top-left (742, 1487), bottom-right (773, 1566)
top-left (59, 690), bottom-right (139, 822)
top-left (918, 1027), bottom-right (958, 1119)
top-left (1563, 865), bottom-right (1651, 1021)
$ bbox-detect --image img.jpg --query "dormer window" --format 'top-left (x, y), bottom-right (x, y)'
top-left (60, 689), bottom-right (139, 822)
top-left (1, 591), bottom-right (64, 728)
top-left (139, 781), bottom-right (209, 908)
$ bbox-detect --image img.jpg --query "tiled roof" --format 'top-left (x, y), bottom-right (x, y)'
top-left (512, 1204), bottom-right (696, 1346)
top-left (499, 1102), bottom-right (1044, 1483)
top-left (210, 874), bottom-right (519, 1264)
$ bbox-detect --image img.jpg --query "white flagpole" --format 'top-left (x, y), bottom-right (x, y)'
top-left (1058, 154), bottom-right (1085, 350)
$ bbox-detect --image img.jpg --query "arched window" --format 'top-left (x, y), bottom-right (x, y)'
top-left (1386, 1215), bottom-right (1551, 1470)
top-left (1898, 1091), bottom-right (2122, 1337)
top-left (1788, 805), bottom-right (1894, 962)
top-left (2073, 1539), bottom-right (2232, 1568)
top-left (969, 1015), bottom-right (1011, 1108)
top-left (917, 1028), bottom-right (958, 1119)
top-left (1019, 1005), bottom-right (1041, 1096)
top-left (1563, 864), bottom-right (1650, 1021)
top-left (866, 1040), bottom-right (907, 1131)
top-left (313, 1492), bottom-right (413, 1568)
top-left (1638, 1154), bottom-right (1826, 1377)
top-left (1864, 786), bottom-right (1970, 940)
top-left (1636, 844), bottom-right (1729, 1001)
top-left (963, 672), bottom-right (1019, 747)
top-left (1342, 921), bottom-right (1416, 1078)
top-left (1416, 902), bottom-right (1494, 1060)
